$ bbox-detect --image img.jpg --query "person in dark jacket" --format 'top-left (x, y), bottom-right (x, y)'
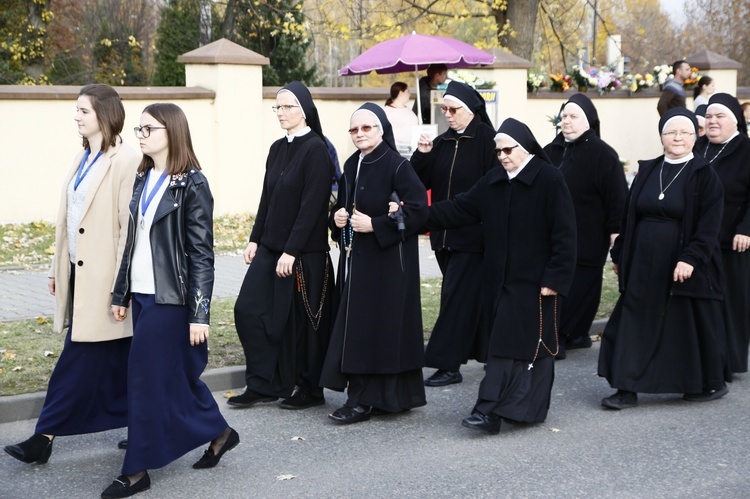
top-left (106, 103), bottom-right (238, 498)
top-left (696, 93), bottom-right (750, 374)
top-left (230, 82), bottom-right (335, 410)
top-left (544, 94), bottom-right (627, 357)
top-left (410, 81), bottom-right (498, 387)
top-left (426, 118), bottom-right (576, 434)
top-left (598, 108), bottom-right (729, 410)
top-left (321, 103), bottom-right (429, 424)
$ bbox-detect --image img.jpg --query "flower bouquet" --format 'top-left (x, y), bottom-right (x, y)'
top-left (570, 65), bottom-right (596, 91)
top-left (549, 73), bottom-right (571, 92)
top-left (683, 67), bottom-right (701, 89)
top-left (588, 67), bottom-right (622, 94)
top-left (653, 64), bottom-right (673, 88)
top-left (527, 72), bottom-right (546, 92)
top-left (447, 69), bottom-right (495, 89)
top-left (625, 73), bottom-right (654, 94)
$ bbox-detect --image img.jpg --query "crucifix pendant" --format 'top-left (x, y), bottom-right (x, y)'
top-left (658, 193), bottom-right (665, 200)
top-left (345, 245), bottom-right (352, 258)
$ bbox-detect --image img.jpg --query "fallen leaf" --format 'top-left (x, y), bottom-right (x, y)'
top-left (44, 245), bottom-right (55, 255)
top-left (12, 366), bottom-right (23, 371)
top-left (549, 427), bottom-right (561, 433)
top-left (290, 436), bottom-right (305, 441)
top-left (223, 391), bottom-right (236, 398)
top-left (43, 350), bottom-right (57, 357)
top-left (276, 474), bottom-right (296, 481)
top-left (37, 317), bottom-right (48, 324)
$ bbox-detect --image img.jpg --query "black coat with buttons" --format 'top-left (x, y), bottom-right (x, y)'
top-left (112, 168), bottom-right (214, 324)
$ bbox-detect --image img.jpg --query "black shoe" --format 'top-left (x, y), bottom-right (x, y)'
top-left (279, 388), bottom-right (325, 410)
top-left (117, 439), bottom-right (127, 450)
top-left (4, 433), bottom-right (53, 464)
top-left (602, 390), bottom-right (638, 410)
top-left (566, 335), bottom-right (593, 350)
top-left (461, 410), bottom-right (501, 434)
top-left (424, 369), bottom-right (463, 387)
top-left (192, 427), bottom-right (240, 469)
top-left (227, 390), bottom-right (278, 407)
top-left (328, 405), bottom-right (371, 424)
top-left (684, 385), bottom-right (729, 402)
top-left (101, 471), bottom-right (150, 498)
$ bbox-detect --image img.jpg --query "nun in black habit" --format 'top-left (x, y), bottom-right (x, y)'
top-left (427, 118), bottom-right (576, 434)
top-left (230, 81), bottom-right (335, 410)
top-left (598, 108), bottom-right (729, 410)
top-left (543, 94), bottom-right (628, 356)
top-left (696, 93), bottom-right (750, 374)
top-left (409, 81), bottom-right (498, 387)
top-left (321, 103), bottom-right (429, 424)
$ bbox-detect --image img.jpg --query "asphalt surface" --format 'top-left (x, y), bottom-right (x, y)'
top-left (2, 238), bottom-right (750, 497)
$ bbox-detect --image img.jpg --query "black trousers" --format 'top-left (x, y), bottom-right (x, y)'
top-left (424, 250), bottom-right (487, 371)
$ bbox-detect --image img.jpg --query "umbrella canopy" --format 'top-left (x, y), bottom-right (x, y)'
top-left (339, 33), bottom-right (495, 76)
top-left (339, 32), bottom-right (495, 125)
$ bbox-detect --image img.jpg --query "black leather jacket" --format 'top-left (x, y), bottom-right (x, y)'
top-left (112, 168), bottom-right (214, 324)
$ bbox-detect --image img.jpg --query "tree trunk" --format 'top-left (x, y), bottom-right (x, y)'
top-left (497, 0), bottom-right (540, 60)
top-left (220, 0), bottom-right (237, 39)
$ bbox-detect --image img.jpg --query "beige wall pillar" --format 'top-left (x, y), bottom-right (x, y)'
top-left (687, 49), bottom-right (741, 99)
top-left (178, 39), bottom-right (270, 216)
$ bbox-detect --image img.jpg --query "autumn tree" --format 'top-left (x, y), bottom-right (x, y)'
top-left (152, 0), bottom-right (205, 86)
top-left (220, 0), bottom-right (321, 86)
top-left (0, 0), bottom-right (53, 84)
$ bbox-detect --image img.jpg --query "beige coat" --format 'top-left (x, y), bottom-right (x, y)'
top-left (50, 138), bottom-right (140, 341)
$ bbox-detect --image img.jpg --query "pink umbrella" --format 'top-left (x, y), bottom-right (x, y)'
top-left (339, 32), bottom-right (495, 122)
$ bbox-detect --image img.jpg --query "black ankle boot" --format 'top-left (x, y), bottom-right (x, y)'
top-left (4, 434), bottom-right (53, 464)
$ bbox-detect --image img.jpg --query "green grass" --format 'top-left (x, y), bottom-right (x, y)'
top-left (0, 214), bottom-right (254, 268)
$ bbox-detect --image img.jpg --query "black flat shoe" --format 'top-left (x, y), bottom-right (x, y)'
top-left (4, 433), bottom-right (53, 464)
top-left (684, 385), bottom-right (729, 402)
top-left (101, 471), bottom-right (150, 498)
top-left (192, 428), bottom-right (240, 469)
top-left (424, 369), bottom-right (463, 387)
top-left (566, 335), bottom-right (593, 350)
top-left (328, 405), bottom-right (371, 424)
top-left (227, 390), bottom-right (278, 408)
top-left (601, 390), bottom-right (638, 410)
top-left (279, 388), bottom-right (325, 410)
top-left (461, 410), bottom-right (501, 434)
top-left (117, 439), bottom-right (128, 450)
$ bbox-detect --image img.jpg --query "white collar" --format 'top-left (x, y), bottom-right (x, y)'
top-left (507, 154), bottom-right (534, 179)
top-left (286, 126), bottom-right (311, 142)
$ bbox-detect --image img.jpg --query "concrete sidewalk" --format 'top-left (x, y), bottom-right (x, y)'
top-left (0, 237), bottom-right (442, 323)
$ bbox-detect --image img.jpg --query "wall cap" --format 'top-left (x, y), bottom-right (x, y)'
top-left (177, 38), bottom-right (270, 66)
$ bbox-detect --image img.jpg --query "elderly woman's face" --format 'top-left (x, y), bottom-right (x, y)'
top-left (443, 98), bottom-right (473, 131)
top-left (705, 106), bottom-right (737, 144)
top-left (560, 104), bottom-right (588, 141)
top-left (661, 117), bottom-right (696, 160)
top-left (495, 137), bottom-right (529, 173)
top-left (349, 111), bottom-right (383, 155)
top-left (275, 91), bottom-right (306, 134)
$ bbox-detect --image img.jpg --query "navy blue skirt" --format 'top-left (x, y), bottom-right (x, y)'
top-left (122, 294), bottom-right (227, 474)
top-left (35, 327), bottom-right (130, 436)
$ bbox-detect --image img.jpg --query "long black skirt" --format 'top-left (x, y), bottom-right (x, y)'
top-left (320, 290), bottom-right (426, 413)
top-left (475, 355), bottom-right (554, 424)
top-left (235, 246), bottom-right (333, 398)
top-left (722, 249), bottom-right (750, 373)
top-left (599, 219), bottom-right (728, 393)
top-left (559, 264), bottom-right (603, 342)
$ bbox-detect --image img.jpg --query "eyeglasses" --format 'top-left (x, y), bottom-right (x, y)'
top-left (441, 106), bottom-right (461, 115)
top-left (134, 125), bottom-right (166, 138)
top-left (495, 145), bottom-right (519, 156)
top-left (348, 125), bottom-right (378, 135)
top-left (661, 130), bottom-right (695, 138)
top-left (272, 104), bottom-right (300, 113)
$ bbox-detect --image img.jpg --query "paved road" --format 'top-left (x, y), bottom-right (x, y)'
top-left (2, 345), bottom-right (749, 498)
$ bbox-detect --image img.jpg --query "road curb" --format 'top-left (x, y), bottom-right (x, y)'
top-left (0, 319), bottom-right (610, 424)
